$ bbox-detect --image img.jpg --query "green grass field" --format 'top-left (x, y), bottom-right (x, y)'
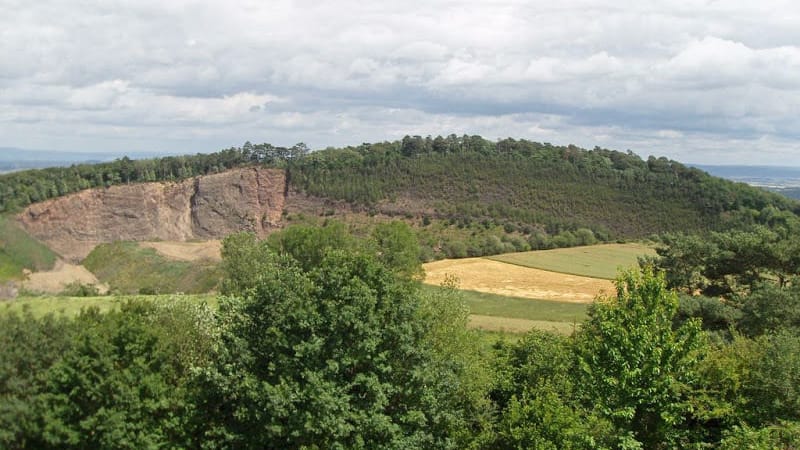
top-left (0, 215), bottom-right (57, 281)
top-left (83, 242), bottom-right (222, 294)
top-left (1, 294), bottom-right (218, 317)
top-left (456, 288), bottom-right (588, 323)
top-left (488, 243), bottom-right (656, 279)
top-left (422, 285), bottom-right (587, 335)
top-left (7, 285), bottom-right (585, 335)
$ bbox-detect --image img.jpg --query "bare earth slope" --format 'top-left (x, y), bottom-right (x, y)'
top-left (22, 259), bottom-right (109, 294)
top-left (18, 167), bottom-right (286, 262)
top-left (139, 240), bottom-right (222, 262)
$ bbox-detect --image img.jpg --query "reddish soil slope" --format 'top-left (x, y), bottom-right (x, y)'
top-left (18, 167), bottom-right (286, 261)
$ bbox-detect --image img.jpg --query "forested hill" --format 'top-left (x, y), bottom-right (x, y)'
top-left (2, 136), bottom-right (797, 242)
top-left (289, 137), bottom-right (799, 238)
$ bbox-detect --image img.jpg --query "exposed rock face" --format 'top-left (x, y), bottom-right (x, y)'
top-left (18, 167), bottom-right (286, 262)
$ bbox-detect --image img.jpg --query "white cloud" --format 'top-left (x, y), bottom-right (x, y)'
top-left (1, 0), bottom-right (800, 165)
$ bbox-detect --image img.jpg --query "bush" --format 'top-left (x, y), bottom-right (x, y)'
top-left (59, 282), bottom-right (101, 297)
top-left (528, 232), bottom-right (553, 250)
top-left (552, 231), bottom-right (576, 248)
top-left (444, 240), bottom-right (468, 258)
top-left (720, 422), bottom-right (800, 450)
top-left (575, 228), bottom-right (597, 246)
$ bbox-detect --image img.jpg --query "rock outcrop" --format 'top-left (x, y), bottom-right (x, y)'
top-left (18, 167), bottom-right (286, 262)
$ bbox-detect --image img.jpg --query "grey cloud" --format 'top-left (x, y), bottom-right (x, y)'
top-left (1, 0), bottom-right (800, 165)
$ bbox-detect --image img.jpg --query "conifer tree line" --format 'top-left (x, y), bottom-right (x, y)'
top-left (0, 142), bottom-right (309, 213)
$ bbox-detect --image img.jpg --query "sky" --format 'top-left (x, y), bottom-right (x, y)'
top-left (1, 0), bottom-right (800, 165)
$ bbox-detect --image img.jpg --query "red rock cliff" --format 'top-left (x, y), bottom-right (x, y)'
top-left (18, 167), bottom-right (286, 262)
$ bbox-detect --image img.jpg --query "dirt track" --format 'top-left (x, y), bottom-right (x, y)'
top-left (140, 240), bottom-right (222, 262)
top-left (423, 257), bottom-right (614, 303)
top-left (22, 260), bottom-right (108, 294)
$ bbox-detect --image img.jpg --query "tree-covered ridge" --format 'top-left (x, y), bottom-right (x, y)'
top-left (290, 136), bottom-right (799, 238)
top-left (2, 135), bottom-right (796, 242)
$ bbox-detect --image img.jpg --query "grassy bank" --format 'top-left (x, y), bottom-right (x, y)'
top-left (0, 215), bottom-right (57, 281)
top-left (83, 242), bottom-right (221, 294)
top-left (1, 293), bottom-right (218, 317)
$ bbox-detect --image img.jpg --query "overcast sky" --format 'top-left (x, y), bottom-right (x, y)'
top-left (2, 0), bottom-right (800, 165)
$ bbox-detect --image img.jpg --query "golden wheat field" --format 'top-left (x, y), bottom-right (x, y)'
top-left (423, 257), bottom-right (614, 303)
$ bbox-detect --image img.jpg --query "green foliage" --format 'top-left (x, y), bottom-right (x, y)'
top-left (576, 268), bottom-right (708, 448)
top-left (654, 210), bottom-right (800, 297)
top-left (421, 223), bottom-right (542, 260)
top-left (443, 239), bottom-right (468, 258)
top-left (42, 299), bottom-right (215, 448)
top-left (219, 232), bottom-right (276, 295)
top-left (0, 294), bottom-right (217, 318)
top-left (192, 246), bottom-right (483, 448)
top-left (0, 215), bottom-right (57, 280)
top-left (58, 281), bottom-right (101, 297)
top-left (228, 220), bottom-right (425, 283)
top-left (372, 221), bottom-right (423, 279)
top-left (417, 277), bottom-right (495, 447)
top-left (291, 137), bottom-right (797, 242)
top-left (84, 241), bottom-right (220, 294)
top-left (265, 220), bottom-right (361, 271)
top-left (497, 387), bottom-right (616, 450)
top-left (675, 294), bottom-right (742, 338)
top-left (742, 332), bottom-right (800, 425)
top-left (575, 227), bottom-right (598, 246)
top-left (222, 223), bottom-right (370, 295)
top-left (0, 298), bottom-right (216, 448)
top-left (719, 421), bottom-right (800, 449)
top-left (0, 310), bottom-right (74, 448)
top-left (739, 281), bottom-right (800, 336)
top-left (695, 334), bottom-right (756, 423)
top-left (651, 211), bottom-right (800, 340)
top-left (492, 331), bottom-right (615, 449)
top-left (689, 331), bottom-right (800, 444)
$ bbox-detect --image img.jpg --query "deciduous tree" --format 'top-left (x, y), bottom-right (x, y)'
top-left (576, 268), bottom-right (707, 448)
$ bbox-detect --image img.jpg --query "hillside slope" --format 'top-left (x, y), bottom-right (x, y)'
top-left (7, 137), bottom-right (799, 265)
top-left (289, 141), bottom-right (799, 239)
top-left (0, 215), bottom-right (57, 280)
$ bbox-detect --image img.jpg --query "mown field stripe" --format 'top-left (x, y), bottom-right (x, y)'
top-left (468, 314), bottom-right (578, 335)
top-left (487, 243), bottom-right (656, 280)
top-left (457, 288), bottom-right (588, 322)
